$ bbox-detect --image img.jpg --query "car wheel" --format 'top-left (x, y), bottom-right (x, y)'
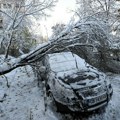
top-left (47, 91), bottom-right (58, 112)
top-left (55, 100), bottom-right (72, 113)
top-left (95, 104), bottom-right (107, 114)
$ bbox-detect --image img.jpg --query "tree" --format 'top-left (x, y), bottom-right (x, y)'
top-left (75, 0), bottom-right (120, 34)
top-left (0, 19), bottom-right (115, 75)
top-left (74, 0), bottom-right (120, 72)
top-left (0, 0), bottom-right (58, 58)
top-left (51, 23), bottom-right (66, 37)
top-left (0, 1), bottom-right (120, 76)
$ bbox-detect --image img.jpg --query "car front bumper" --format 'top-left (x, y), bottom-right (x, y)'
top-left (67, 90), bottom-right (113, 112)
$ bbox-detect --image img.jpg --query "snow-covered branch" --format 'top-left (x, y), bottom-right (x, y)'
top-left (0, 20), bottom-right (110, 75)
top-left (0, 0), bottom-right (58, 59)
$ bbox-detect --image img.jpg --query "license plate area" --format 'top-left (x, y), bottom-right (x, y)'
top-left (88, 94), bottom-right (107, 106)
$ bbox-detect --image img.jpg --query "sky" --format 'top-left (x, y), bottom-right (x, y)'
top-left (33, 0), bottom-right (76, 37)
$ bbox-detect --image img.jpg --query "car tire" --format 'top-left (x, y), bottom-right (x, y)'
top-left (55, 100), bottom-right (72, 113)
top-left (95, 104), bottom-right (107, 114)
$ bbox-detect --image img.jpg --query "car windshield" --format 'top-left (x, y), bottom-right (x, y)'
top-left (48, 52), bottom-right (88, 73)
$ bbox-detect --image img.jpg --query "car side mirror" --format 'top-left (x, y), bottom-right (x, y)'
top-left (39, 66), bottom-right (46, 73)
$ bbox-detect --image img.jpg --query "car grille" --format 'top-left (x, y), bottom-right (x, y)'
top-left (87, 93), bottom-right (107, 106)
top-left (77, 85), bottom-right (106, 98)
top-left (76, 85), bottom-right (107, 107)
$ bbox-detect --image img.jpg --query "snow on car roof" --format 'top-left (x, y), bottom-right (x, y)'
top-left (47, 52), bottom-right (88, 73)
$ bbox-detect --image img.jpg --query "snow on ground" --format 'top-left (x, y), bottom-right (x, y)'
top-left (0, 66), bottom-right (58, 120)
top-left (0, 66), bottom-right (120, 120)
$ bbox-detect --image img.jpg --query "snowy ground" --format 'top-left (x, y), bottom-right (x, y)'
top-left (0, 66), bottom-right (120, 120)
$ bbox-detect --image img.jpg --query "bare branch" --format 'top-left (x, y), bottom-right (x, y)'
top-left (0, 10), bottom-right (13, 20)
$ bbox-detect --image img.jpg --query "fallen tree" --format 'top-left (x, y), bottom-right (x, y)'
top-left (0, 20), bottom-right (120, 75)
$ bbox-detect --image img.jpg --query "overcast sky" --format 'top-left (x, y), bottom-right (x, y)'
top-left (33, 0), bottom-right (76, 37)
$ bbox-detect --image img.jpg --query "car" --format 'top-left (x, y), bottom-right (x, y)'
top-left (41, 52), bottom-right (113, 112)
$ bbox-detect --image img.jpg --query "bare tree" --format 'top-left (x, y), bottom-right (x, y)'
top-left (76, 0), bottom-right (120, 34)
top-left (0, 0), bottom-right (58, 58)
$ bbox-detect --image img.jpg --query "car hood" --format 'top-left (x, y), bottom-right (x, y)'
top-left (57, 70), bottom-right (106, 90)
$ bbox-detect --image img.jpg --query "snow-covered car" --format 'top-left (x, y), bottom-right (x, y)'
top-left (41, 52), bottom-right (113, 112)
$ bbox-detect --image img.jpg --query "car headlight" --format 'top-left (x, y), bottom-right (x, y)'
top-left (105, 80), bottom-right (112, 92)
top-left (106, 82), bottom-right (113, 96)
